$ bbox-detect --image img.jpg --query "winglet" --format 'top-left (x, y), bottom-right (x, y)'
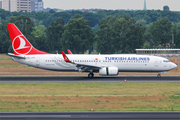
top-left (67, 49), bottom-right (73, 54)
top-left (61, 51), bottom-right (71, 63)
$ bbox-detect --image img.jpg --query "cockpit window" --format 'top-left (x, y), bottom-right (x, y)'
top-left (163, 60), bottom-right (170, 63)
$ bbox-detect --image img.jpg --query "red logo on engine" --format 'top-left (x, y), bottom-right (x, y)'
top-left (12, 35), bottom-right (32, 55)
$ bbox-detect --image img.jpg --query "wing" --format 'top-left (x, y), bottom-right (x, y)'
top-left (61, 51), bottom-right (101, 72)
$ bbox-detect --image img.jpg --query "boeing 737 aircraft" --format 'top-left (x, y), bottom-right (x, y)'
top-left (7, 23), bottom-right (177, 78)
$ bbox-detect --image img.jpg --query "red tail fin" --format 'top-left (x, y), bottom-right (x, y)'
top-left (7, 23), bottom-right (50, 55)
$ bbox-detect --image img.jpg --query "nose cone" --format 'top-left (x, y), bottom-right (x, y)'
top-left (171, 62), bottom-right (177, 69)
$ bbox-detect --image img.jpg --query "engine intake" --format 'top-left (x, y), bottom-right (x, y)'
top-left (99, 67), bottom-right (119, 76)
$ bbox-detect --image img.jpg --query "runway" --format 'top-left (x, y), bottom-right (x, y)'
top-left (0, 112), bottom-right (179, 120)
top-left (0, 76), bottom-right (180, 83)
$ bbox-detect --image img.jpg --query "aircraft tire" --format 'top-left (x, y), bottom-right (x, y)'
top-left (88, 73), bottom-right (94, 78)
top-left (157, 74), bottom-right (161, 78)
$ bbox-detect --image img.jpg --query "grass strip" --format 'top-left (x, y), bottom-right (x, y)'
top-left (0, 83), bottom-right (179, 112)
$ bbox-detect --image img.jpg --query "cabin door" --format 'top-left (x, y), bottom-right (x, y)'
top-left (36, 57), bottom-right (40, 67)
top-left (154, 58), bottom-right (159, 67)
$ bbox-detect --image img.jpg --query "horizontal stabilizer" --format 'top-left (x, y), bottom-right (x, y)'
top-left (7, 53), bottom-right (26, 59)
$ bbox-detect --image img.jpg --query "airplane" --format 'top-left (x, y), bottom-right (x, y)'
top-left (7, 23), bottom-right (177, 78)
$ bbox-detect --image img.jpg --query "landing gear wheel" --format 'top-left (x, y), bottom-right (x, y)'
top-left (88, 73), bottom-right (94, 78)
top-left (157, 74), bottom-right (161, 78)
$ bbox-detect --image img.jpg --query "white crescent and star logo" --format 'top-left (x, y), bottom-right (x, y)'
top-left (15, 36), bottom-right (30, 50)
top-left (12, 35), bottom-right (32, 55)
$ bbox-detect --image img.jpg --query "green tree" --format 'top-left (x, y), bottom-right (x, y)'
top-left (149, 17), bottom-right (172, 48)
top-left (137, 19), bottom-right (146, 26)
top-left (91, 24), bottom-right (99, 33)
top-left (9, 15), bottom-right (36, 46)
top-left (96, 15), bottom-right (143, 54)
top-left (95, 16), bottom-right (117, 54)
top-left (171, 23), bottom-right (178, 48)
top-left (142, 31), bottom-right (154, 49)
top-left (47, 17), bottom-right (65, 53)
top-left (113, 15), bottom-right (143, 53)
top-left (95, 24), bottom-right (115, 54)
top-left (163, 6), bottom-right (170, 11)
top-left (61, 14), bottom-right (95, 54)
top-left (0, 20), bottom-right (11, 53)
top-left (0, 9), bottom-right (12, 20)
top-left (174, 23), bottom-right (180, 48)
top-left (49, 9), bottom-right (56, 14)
top-left (9, 15), bottom-right (35, 37)
top-left (142, 23), bottom-right (154, 49)
top-left (31, 25), bottom-right (48, 52)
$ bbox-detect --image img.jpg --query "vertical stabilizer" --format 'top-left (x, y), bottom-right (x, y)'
top-left (7, 23), bottom-right (50, 55)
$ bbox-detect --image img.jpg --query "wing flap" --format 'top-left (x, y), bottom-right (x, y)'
top-left (76, 63), bottom-right (101, 69)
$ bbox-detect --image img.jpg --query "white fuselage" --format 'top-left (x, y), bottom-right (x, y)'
top-left (12, 54), bottom-right (177, 73)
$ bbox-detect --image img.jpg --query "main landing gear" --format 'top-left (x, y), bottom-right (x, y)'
top-left (88, 73), bottom-right (94, 78)
top-left (157, 74), bottom-right (161, 78)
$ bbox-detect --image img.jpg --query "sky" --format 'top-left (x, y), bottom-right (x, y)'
top-left (43, 0), bottom-right (180, 11)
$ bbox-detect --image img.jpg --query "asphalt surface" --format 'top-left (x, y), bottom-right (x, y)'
top-left (0, 76), bottom-right (180, 83)
top-left (0, 112), bottom-right (179, 120)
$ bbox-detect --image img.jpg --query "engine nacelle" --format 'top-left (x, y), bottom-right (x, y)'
top-left (99, 67), bottom-right (119, 76)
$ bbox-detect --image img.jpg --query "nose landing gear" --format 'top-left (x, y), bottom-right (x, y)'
top-left (88, 73), bottom-right (94, 78)
top-left (157, 74), bottom-right (161, 78)
top-left (157, 72), bottom-right (166, 78)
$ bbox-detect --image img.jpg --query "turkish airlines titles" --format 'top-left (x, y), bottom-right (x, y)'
top-left (105, 57), bottom-right (150, 61)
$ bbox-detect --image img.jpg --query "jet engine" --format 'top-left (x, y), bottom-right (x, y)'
top-left (99, 67), bottom-right (119, 76)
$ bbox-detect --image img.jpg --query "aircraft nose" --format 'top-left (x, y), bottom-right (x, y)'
top-left (172, 63), bottom-right (177, 69)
